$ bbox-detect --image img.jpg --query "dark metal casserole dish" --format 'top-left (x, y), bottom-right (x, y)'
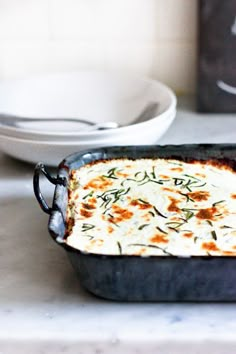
top-left (33, 144), bottom-right (236, 301)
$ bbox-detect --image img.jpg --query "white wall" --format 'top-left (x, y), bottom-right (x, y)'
top-left (0, 0), bottom-right (197, 94)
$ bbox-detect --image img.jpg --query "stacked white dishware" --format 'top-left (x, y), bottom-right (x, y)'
top-left (0, 72), bottom-right (177, 166)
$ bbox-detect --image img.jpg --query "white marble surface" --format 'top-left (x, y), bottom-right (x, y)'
top-left (1, 97), bottom-right (236, 354)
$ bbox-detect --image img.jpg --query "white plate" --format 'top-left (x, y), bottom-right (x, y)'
top-left (0, 71), bottom-right (176, 141)
top-left (0, 110), bottom-right (176, 166)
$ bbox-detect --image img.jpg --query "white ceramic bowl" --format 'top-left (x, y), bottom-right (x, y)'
top-left (0, 110), bottom-right (176, 166)
top-left (0, 72), bottom-right (176, 142)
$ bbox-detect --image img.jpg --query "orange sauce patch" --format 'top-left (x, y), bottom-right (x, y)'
top-left (222, 251), bottom-right (236, 256)
top-left (116, 172), bottom-right (129, 177)
top-left (90, 239), bottom-right (104, 246)
top-left (188, 191), bottom-right (209, 202)
top-left (133, 248), bottom-right (146, 256)
top-left (130, 200), bottom-right (152, 209)
top-left (80, 209), bottom-right (93, 218)
top-left (108, 226), bottom-right (114, 234)
top-left (144, 214), bottom-right (151, 222)
top-left (84, 176), bottom-right (113, 190)
top-left (196, 173), bottom-right (206, 178)
top-left (162, 187), bottom-right (174, 193)
top-left (112, 204), bottom-right (133, 216)
top-left (108, 205), bottom-right (134, 224)
top-left (168, 197), bottom-right (180, 212)
top-left (202, 241), bottom-right (219, 252)
top-left (82, 202), bottom-right (96, 210)
top-left (231, 194), bottom-right (236, 199)
top-left (170, 167), bottom-right (183, 172)
top-left (183, 232), bottom-right (193, 238)
top-left (171, 217), bottom-right (181, 222)
top-left (196, 207), bottom-right (217, 220)
top-left (150, 234), bottom-right (169, 244)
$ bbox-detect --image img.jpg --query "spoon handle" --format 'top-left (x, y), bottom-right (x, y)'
top-left (0, 114), bottom-right (95, 127)
top-left (0, 102), bottom-right (158, 131)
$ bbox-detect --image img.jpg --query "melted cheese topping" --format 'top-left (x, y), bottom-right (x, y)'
top-left (65, 158), bottom-right (236, 256)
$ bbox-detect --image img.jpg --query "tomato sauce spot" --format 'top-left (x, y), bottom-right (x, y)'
top-left (108, 216), bottom-right (122, 224)
top-left (82, 203), bottom-right (96, 210)
top-left (84, 176), bottom-right (113, 190)
top-left (112, 204), bottom-right (131, 215)
top-left (222, 250), bottom-right (236, 256)
top-left (196, 207), bottom-right (217, 220)
top-left (108, 205), bottom-right (134, 224)
top-left (150, 234), bottom-right (169, 244)
top-left (133, 248), bottom-right (146, 256)
top-left (170, 167), bottom-right (183, 172)
top-left (108, 226), bottom-right (114, 233)
top-left (80, 209), bottom-right (93, 218)
top-left (159, 175), bottom-right (169, 179)
top-left (130, 200), bottom-right (151, 209)
top-left (168, 197), bottom-right (180, 212)
top-left (196, 173), bottom-right (206, 178)
top-left (91, 239), bottom-right (104, 246)
top-left (188, 191), bottom-right (209, 201)
top-left (144, 215), bottom-right (151, 222)
top-left (231, 194), bottom-right (236, 199)
top-left (117, 172), bottom-right (129, 177)
top-left (183, 232), bottom-right (193, 238)
top-left (202, 241), bottom-right (219, 252)
top-left (162, 187), bottom-right (174, 192)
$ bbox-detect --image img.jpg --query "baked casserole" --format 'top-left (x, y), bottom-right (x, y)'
top-left (65, 158), bottom-right (236, 256)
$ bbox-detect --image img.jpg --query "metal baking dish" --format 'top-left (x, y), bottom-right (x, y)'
top-left (33, 144), bottom-right (236, 301)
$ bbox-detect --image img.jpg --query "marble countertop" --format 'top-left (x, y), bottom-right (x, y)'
top-left (1, 97), bottom-right (236, 354)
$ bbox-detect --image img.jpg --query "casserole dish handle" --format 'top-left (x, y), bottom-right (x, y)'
top-left (33, 162), bottom-right (66, 214)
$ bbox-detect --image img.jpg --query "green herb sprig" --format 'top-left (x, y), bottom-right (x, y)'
top-left (82, 223), bottom-right (95, 232)
top-left (128, 243), bottom-right (173, 256)
top-left (138, 224), bottom-right (149, 230)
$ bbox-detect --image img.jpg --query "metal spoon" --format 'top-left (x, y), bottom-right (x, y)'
top-left (0, 114), bottom-right (119, 131)
top-left (0, 102), bottom-right (158, 131)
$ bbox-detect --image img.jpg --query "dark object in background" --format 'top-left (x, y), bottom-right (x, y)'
top-left (198, 0), bottom-right (236, 112)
